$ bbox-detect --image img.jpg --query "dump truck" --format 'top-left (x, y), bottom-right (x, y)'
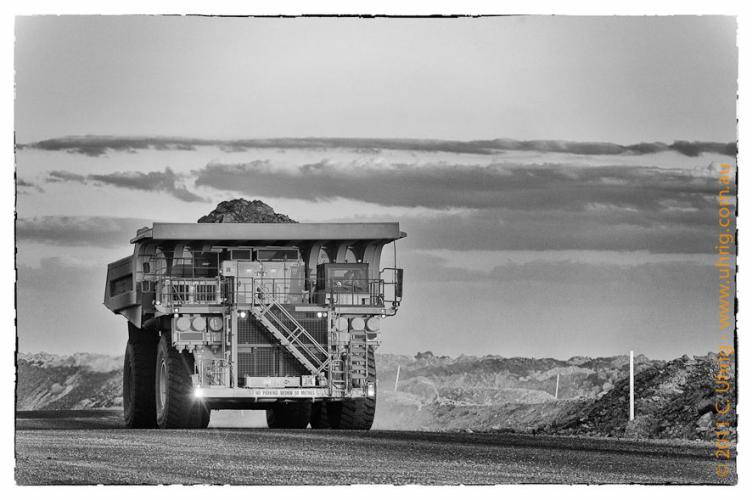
top-left (104, 222), bottom-right (404, 430)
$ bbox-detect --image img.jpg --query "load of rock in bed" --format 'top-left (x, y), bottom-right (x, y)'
top-left (198, 199), bottom-right (297, 223)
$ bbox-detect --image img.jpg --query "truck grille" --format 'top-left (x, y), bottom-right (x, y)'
top-left (238, 317), bottom-right (274, 344)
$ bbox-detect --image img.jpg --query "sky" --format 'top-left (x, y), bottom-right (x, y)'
top-left (14, 15), bottom-right (737, 360)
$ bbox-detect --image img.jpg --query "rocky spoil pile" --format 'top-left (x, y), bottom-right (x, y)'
top-left (548, 354), bottom-right (736, 441)
top-left (197, 199), bottom-right (297, 223)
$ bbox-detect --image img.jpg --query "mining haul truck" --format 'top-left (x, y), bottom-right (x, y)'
top-left (104, 222), bottom-right (404, 430)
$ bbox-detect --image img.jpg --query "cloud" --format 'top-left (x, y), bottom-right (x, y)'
top-left (16, 216), bottom-right (152, 247)
top-left (46, 167), bottom-right (206, 202)
top-left (19, 135), bottom-right (737, 158)
top-left (410, 211), bottom-right (716, 253)
top-left (670, 141), bottom-right (737, 157)
top-left (48, 170), bottom-right (86, 182)
top-left (404, 250), bottom-right (717, 290)
top-left (194, 160), bottom-right (726, 213)
top-left (20, 136), bottom-right (205, 157)
top-left (328, 202), bottom-right (719, 253)
top-left (16, 178), bottom-right (44, 193)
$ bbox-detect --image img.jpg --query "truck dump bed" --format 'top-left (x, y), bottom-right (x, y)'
top-left (105, 222), bottom-right (405, 325)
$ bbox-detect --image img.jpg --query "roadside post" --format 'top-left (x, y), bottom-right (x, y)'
top-left (629, 350), bottom-right (635, 421)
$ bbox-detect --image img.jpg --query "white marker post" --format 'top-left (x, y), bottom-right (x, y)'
top-left (555, 373), bottom-right (560, 400)
top-left (394, 365), bottom-right (401, 392)
top-left (629, 350), bottom-right (635, 421)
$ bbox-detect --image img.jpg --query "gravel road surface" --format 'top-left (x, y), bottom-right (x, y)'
top-left (14, 410), bottom-right (735, 485)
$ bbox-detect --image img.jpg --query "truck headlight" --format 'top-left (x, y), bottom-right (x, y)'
top-left (366, 317), bottom-right (380, 332)
top-left (191, 316), bottom-right (207, 332)
top-left (176, 316), bottom-right (191, 331)
top-left (208, 316), bottom-right (223, 331)
top-left (366, 382), bottom-right (376, 398)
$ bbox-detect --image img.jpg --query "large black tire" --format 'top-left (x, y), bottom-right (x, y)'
top-left (327, 346), bottom-right (377, 430)
top-left (193, 401), bottom-right (212, 429)
top-left (123, 331), bottom-right (158, 429)
top-left (155, 335), bottom-right (210, 429)
top-left (266, 401), bottom-right (312, 429)
top-left (310, 402), bottom-right (331, 429)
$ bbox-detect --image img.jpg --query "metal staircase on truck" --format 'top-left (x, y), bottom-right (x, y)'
top-left (250, 291), bottom-right (330, 375)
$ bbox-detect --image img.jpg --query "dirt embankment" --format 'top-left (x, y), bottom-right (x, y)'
top-left (375, 352), bottom-right (735, 441)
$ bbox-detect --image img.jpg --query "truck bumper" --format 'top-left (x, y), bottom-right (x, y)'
top-left (195, 386), bottom-right (330, 399)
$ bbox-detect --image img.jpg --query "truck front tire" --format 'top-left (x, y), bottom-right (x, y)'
top-left (123, 336), bottom-right (158, 429)
top-left (315, 347), bottom-right (377, 430)
top-left (324, 397), bottom-right (376, 431)
top-left (154, 335), bottom-right (210, 429)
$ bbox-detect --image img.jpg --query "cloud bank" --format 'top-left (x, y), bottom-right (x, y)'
top-left (405, 252), bottom-right (717, 290)
top-left (19, 135), bottom-right (737, 158)
top-left (26, 155), bottom-right (732, 255)
top-left (16, 178), bottom-right (44, 193)
top-left (17, 216), bottom-right (152, 247)
top-left (194, 160), bottom-right (725, 212)
top-left (47, 167), bottom-right (205, 202)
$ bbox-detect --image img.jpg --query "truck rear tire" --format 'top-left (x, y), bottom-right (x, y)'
top-left (155, 335), bottom-right (210, 429)
top-left (123, 336), bottom-right (158, 429)
top-left (266, 401), bottom-right (312, 429)
top-left (326, 346), bottom-right (377, 430)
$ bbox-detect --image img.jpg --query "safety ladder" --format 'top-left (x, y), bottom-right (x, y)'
top-left (329, 357), bottom-right (347, 397)
top-left (348, 332), bottom-right (369, 384)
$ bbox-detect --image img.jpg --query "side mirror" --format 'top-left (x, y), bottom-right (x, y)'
top-left (395, 268), bottom-right (403, 301)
